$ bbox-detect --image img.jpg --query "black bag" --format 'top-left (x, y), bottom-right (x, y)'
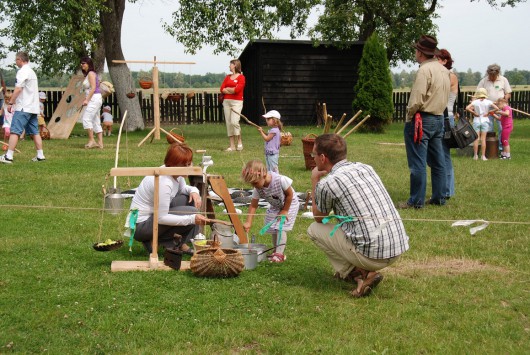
top-left (444, 117), bottom-right (478, 149)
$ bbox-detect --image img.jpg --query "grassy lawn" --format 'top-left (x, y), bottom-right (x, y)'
top-left (1, 120), bottom-right (529, 353)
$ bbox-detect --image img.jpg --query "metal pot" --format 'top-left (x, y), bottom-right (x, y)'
top-left (239, 248), bottom-right (258, 270)
top-left (211, 223), bottom-right (236, 248)
top-left (104, 187), bottom-right (124, 215)
top-left (233, 243), bottom-right (269, 262)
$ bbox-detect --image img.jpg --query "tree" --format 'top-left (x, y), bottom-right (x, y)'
top-left (352, 32), bottom-right (394, 132)
top-left (166, 0), bottom-right (525, 66)
top-left (0, 0), bottom-right (143, 131)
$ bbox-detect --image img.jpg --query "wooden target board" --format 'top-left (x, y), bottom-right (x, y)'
top-left (47, 75), bottom-right (87, 139)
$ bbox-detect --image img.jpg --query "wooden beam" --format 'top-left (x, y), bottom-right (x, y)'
top-left (110, 166), bottom-right (203, 177)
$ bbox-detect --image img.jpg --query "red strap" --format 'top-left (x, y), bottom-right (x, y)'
top-left (414, 112), bottom-right (423, 144)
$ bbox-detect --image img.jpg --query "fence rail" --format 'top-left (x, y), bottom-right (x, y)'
top-left (40, 89), bottom-right (530, 125)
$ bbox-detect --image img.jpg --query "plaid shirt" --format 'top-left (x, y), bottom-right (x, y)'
top-left (315, 160), bottom-right (409, 259)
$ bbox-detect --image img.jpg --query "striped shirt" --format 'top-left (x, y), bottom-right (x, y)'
top-left (314, 160), bottom-right (409, 259)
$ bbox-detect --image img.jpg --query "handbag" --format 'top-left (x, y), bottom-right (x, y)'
top-left (444, 116), bottom-right (478, 149)
top-left (218, 93), bottom-right (225, 104)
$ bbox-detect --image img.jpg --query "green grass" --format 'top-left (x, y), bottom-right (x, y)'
top-left (1, 120), bottom-right (529, 353)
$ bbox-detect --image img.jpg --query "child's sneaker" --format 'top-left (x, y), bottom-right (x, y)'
top-left (473, 155), bottom-right (478, 160)
top-left (481, 155), bottom-right (488, 161)
top-left (31, 156), bottom-right (46, 162)
top-left (0, 154), bottom-right (13, 164)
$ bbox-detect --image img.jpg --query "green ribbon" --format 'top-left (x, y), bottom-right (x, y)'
top-left (259, 215), bottom-right (286, 246)
top-left (322, 215), bottom-right (356, 237)
top-left (128, 208), bottom-right (139, 251)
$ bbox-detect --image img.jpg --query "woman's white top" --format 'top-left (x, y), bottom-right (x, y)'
top-left (128, 167), bottom-right (200, 225)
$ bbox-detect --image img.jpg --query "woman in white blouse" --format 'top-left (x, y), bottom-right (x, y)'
top-left (129, 143), bottom-right (208, 254)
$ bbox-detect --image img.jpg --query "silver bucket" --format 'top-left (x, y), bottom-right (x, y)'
top-left (211, 223), bottom-right (236, 248)
top-left (239, 248), bottom-right (258, 270)
top-left (104, 187), bottom-right (124, 215)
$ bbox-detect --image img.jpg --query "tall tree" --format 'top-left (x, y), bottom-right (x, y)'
top-left (352, 32), bottom-right (394, 132)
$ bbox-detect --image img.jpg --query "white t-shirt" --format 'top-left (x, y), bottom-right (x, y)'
top-left (476, 75), bottom-right (512, 102)
top-left (128, 168), bottom-right (200, 225)
top-left (471, 98), bottom-right (493, 123)
top-left (14, 63), bottom-right (40, 114)
top-left (251, 175), bottom-right (293, 199)
top-left (101, 112), bottom-right (113, 123)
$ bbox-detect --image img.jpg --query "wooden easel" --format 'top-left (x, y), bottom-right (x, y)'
top-left (112, 57), bottom-right (195, 146)
top-left (108, 166), bottom-right (247, 272)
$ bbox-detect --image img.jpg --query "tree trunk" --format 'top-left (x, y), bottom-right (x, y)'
top-left (100, 0), bottom-right (144, 131)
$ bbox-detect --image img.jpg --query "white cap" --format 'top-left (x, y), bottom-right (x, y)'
top-left (262, 110), bottom-right (281, 120)
top-left (103, 105), bottom-right (111, 111)
top-left (39, 92), bottom-right (46, 100)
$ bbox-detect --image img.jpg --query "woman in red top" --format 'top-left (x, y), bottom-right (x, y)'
top-left (220, 59), bottom-right (246, 151)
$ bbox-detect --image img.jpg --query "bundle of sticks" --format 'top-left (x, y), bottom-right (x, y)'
top-left (320, 103), bottom-right (371, 138)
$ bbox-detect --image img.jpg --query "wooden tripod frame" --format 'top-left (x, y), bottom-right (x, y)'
top-left (112, 57), bottom-right (195, 146)
top-left (109, 166), bottom-right (247, 272)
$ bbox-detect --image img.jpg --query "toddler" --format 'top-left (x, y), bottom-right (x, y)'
top-left (38, 91), bottom-right (47, 135)
top-left (101, 105), bottom-right (113, 136)
top-left (466, 88), bottom-right (499, 161)
top-left (242, 159), bottom-right (299, 263)
top-left (1, 91), bottom-right (13, 150)
top-left (257, 110), bottom-right (282, 173)
top-left (492, 98), bottom-right (513, 159)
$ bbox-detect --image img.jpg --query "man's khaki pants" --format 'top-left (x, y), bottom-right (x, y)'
top-left (307, 222), bottom-right (399, 279)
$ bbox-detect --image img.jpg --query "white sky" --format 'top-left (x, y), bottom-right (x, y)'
top-left (1, 0), bottom-right (529, 75)
top-left (120, 0), bottom-right (530, 75)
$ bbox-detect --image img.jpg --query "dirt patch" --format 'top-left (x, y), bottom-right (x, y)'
top-left (385, 257), bottom-right (508, 277)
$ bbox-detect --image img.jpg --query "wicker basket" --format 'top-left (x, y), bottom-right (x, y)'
top-left (190, 248), bottom-right (244, 278)
top-left (40, 126), bottom-right (50, 140)
top-left (186, 92), bottom-right (195, 99)
top-left (126, 92), bottom-right (136, 99)
top-left (301, 133), bottom-right (318, 170)
top-left (280, 131), bottom-right (293, 146)
top-left (139, 79), bottom-right (153, 89)
top-left (167, 93), bottom-right (182, 102)
top-left (166, 127), bottom-right (185, 144)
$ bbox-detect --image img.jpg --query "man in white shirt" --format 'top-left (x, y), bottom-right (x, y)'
top-left (1, 51), bottom-right (46, 164)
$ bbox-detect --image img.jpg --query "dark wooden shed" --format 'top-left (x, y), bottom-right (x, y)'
top-left (238, 39), bottom-right (364, 126)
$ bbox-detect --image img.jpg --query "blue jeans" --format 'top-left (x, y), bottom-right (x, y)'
top-left (430, 115), bottom-right (455, 198)
top-left (404, 113), bottom-right (446, 207)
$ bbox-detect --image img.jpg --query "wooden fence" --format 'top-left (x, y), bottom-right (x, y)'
top-left (41, 89), bottom-right (530, 125)
top-left (393, 89), bottom-right (530, 121)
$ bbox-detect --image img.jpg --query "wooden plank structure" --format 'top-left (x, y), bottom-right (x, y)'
top-left (108, 166), bottom-right (247, 272)
top-left (238, 40), bottom-right (364, 126)
top-left (47, 75), bottom-right (86, 139)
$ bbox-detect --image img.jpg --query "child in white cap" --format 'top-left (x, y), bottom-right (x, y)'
top-left (258, 110), bottom-right (282, 173)
top-left (101, 105), bottom-right (113, 136)
top-left (38, 91), bottom-right (47, 136)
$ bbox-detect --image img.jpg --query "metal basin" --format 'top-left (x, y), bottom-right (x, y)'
top-left (233, 244), bottom-right (269, 262)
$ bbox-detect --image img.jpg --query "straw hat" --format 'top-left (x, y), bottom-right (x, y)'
top-left (475, 88), bottom-right (488, 99)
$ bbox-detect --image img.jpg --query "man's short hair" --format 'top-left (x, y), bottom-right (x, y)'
top-left (315, 133), bottom-right (347, 164)
top-left (16, 51), bottom-right (29, 63)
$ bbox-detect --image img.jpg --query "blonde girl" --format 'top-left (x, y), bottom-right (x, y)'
top-left (242, 160), bottom-right (299, 263)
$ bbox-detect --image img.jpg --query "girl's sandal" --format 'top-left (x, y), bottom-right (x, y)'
top-left (225, 147), bottom-right (235, 152)
top-left (269, 252), bottom-right (286, 263)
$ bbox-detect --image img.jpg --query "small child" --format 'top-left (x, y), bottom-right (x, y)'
top-left (101, 106), bottom-right (113, 136)
top-left (1, 91), bottom-right (13, 151)
top-left (466, 88), bottom-right (499, 161)
top-left (257, 110), bottom-right (282, 173)
top-left (38, 91), bottom-right (47, 135)
top-left (242, 159), bottom-right (299, 263)
top-left (492, 98), bottom-right (513, 159)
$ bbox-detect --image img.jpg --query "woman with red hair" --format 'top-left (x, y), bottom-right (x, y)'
top-left (126, 142), bottom-right (208, 254)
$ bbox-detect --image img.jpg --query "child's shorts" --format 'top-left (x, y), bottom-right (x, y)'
top-left (38, 115), bottom-right (45, 126)
top-left (473, 120), bottom-right (489, 132)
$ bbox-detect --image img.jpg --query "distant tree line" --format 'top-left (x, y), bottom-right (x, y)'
top-left (2, 66), bottom-right (529, 90)
top-left (0, 68), bottom-right (226, 89)
top-left (392, 68), bottom-right (530, 89)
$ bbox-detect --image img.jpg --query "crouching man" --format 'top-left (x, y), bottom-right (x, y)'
top-left (307, 134), bottom-right (409, 297)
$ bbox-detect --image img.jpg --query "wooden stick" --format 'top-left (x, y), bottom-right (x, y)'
top-left (512, 107), bottom-right (530, 117)
top-left (230, 108), bottom-right (260, 128)
top-left (343, 115), bottom-right (371, 138)
top-left (0, 141), bottom-right (21, 153)
top-left (321, 103), bottom-right (329, 133)
top-left (113, 110), bottom-right (127, 190)
top-left (336, 110), bottom-right (362, 135)
top-left (333, 113), bottom-right (347, 133)
top-left (261, 97), bottom-right (267, 114)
